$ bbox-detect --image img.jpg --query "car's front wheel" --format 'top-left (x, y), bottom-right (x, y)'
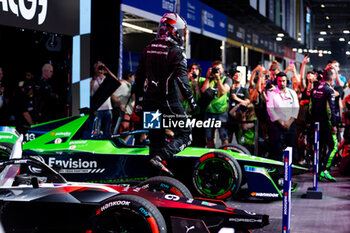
top-left (0, 142), bottom-right (13, 159)
top-left (192, 151), bottom-right (242, 200)
top-left (137, 176), bottom-right (193, 198)
top-left (91, 194), bottom-right (167, 233)
top-left (219, 143), bottom-right (251, 155)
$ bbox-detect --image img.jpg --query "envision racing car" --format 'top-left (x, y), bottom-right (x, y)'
top-left (0, 113), bottom-right (307, 201)
top-left (0, 133), bottom-right (269, 232)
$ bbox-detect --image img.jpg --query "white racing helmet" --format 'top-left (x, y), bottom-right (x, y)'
top-left (157, 12), bottom-right (187, 46)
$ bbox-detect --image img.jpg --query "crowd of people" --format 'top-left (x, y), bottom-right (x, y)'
top-left (89, 52), bottom-right (350, 180)
top-left (0, 64), bottom-right (60, 133)
top-left (184, 57), bottom-right (350, 181)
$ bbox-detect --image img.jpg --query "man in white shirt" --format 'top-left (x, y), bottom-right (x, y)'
top-left (266, 72), bottom-right (300, 162)
top-left (90, 61), bottom-right (113, 138)
top-left (112, 70), bottom-right (135, 133)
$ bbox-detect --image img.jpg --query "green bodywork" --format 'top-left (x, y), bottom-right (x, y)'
top-left (20, 115), bottom-right (294, 168)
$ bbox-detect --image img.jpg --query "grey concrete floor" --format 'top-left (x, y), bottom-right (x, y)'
top-left (226, 170), bottom-right (350, 233)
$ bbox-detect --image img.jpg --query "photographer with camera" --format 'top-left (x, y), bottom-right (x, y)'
top-left (201, 60), bottom-right (232, 148)
top-left (183, 63), bottom-right (206, 147)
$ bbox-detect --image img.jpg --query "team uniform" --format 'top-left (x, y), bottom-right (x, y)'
top-left (310, 82), bottom-right (338, 181)
top-left (134, 13), bottom-right (196, 175)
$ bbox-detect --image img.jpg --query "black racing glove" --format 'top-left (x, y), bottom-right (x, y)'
top-left (188, 97), bottom-right (198, 113)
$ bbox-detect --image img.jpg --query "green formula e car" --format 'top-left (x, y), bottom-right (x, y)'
top-left (0, 115), bottom-right (308, 200)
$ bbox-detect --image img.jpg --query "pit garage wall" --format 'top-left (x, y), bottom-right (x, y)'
top-left (72, 0), bottom-right (91, 116)
top-left (0, 0), bottom-right (85, 116)
top-left (72, 0), bottom-right (121, 116)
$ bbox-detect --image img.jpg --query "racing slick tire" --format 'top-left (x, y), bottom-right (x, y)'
top-left (91, 194), bottom-right (167, 233)
top-left (137, 176), bottom-right (193, 198)
top-left (219, 143), bottom-right (251, 155)
top-left (193, 151), bottom-right (242, 200)
top-left (0, 142), bottom-right (13, 159)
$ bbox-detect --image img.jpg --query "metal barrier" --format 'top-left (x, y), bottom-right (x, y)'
top-left (306, 122), bottom-right (323, 199)
top-left (282, 147), bottom-right (292, 233)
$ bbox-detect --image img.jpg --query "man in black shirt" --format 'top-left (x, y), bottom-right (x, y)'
top-left (310, 69), bottom-right (338, 182)
top-left (34, 64), bottom-right (58, 123)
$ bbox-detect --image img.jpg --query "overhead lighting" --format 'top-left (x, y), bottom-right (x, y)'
top-left (303, 49), bottom-right (308, 52)
top-left (318, 38), bottom-right (324, 41)
top-left (308, 49), bottom-right (313, 52)
top-left (323, 50), bottom-right (328, 54)
top-left (297, 37), bottom-right (301, 41)
top-left (343, 30), bottom-right (350, 34)
top-left (276, 37), bottom-right (282, 41)
top-left (339, 38), bottom-right (345, 41)
top-left (318, 53), bottom-right (324, 57)
top-left (328, 25), bottom-right (331, 29)
top-left (321, 4), bottom-right (325, 8)
top-left (328, 51), bottom-right (332, 54)
top-left (122, 22), bottom-right (154, 34)
top-left (346, 51), bottom-right (350, 55)
top-left (298, 48), bottom-right (303, 53)
top-left (348, 41), bottom-right (350, 44)
top-left (277, 33), bottom-right (284, 37)
top-left (292, 48), bottom-right (297, 52)
top-left (320, 31), bottom-right (327, 35)
top-left (326, 16), bottom-right (329, 20)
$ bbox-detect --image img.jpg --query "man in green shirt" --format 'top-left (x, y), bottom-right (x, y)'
top-left (201, 61), bottom-right (232, 148)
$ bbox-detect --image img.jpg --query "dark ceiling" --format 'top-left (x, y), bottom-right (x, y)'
top-left (200, 0), bottom-right (350, 51)
top-left (309, 0), bottom-right (350, 50)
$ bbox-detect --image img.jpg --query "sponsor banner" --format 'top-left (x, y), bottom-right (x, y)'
top-left (276, 44), bottom-right (284, 57)
top-left (202, 4), bottom-right (226, 41)
top-left (282, 147), bottom-right (292, 233)
top-left (0, 0), bottom-right (79, 35)
top-left (226, 16), bottom-right (240, 42)
top-left (180, 0), bottom-right (202, 33)
top-left (284, 46), bottom-right (296, 60)
top-left (245, 29), bottom-right (252, 45)
top-left (121, 0), bottom-right (177, 22)
top-left (236, 25), bottom-right (245, 43)
top-left (252, 33), bottom-right (259, 47)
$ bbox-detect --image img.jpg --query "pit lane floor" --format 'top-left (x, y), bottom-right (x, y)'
top-left (227, 169), bottom-right (350, 233)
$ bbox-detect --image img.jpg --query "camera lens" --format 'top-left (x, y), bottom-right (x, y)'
top-left (212, 67), bottom-right (219, 74)
top-left (192, 73), bottom-right (197, 79)
top-left (98, 65), bottom-right (104, 70)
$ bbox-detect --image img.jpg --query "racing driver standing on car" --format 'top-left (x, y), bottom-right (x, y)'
top-left (134, 13), bottom-right (197, 176)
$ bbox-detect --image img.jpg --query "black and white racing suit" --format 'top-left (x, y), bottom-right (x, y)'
top-left (135, 39), bottom-right (195, 161)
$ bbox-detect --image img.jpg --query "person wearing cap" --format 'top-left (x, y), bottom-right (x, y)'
top-left (266, 72), bottom-right (300, 162)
